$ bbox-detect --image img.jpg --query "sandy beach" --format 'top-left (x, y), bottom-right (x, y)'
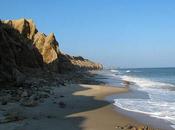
top-left (1, 1), bottom-right (175, 130)
top-left (0, 83), bottom-right (156, 130)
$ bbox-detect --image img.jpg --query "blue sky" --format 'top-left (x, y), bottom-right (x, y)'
top-left (1, 0), bottom-right (175, 68)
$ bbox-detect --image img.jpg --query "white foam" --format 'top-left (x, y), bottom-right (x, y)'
top-left (111, 70), bottom-right (175, 128)
top-left (114, 98), bottom-right (175, 128)
top-left (171, 125), bottom-right (175, 129)
top-left (126, 70), bottom-right (131, 73)
top-left (110, 69), bottom-right (119, 73)
top-left (120, 75), bottom-right (174, 89)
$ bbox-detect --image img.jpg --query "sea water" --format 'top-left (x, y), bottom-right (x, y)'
top-left (100, 68), bottom-right (175, 129)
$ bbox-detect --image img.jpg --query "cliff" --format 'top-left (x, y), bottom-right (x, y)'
top-left (58, 54), bottom-right (103, 72)
top-left (0, 18), bottom-right (102, 84)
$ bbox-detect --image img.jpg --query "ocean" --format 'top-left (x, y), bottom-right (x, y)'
top-left (98, 68), bottom-right (175, 129)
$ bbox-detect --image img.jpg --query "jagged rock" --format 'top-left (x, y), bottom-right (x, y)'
top-left (0, 18), bottom-right (102, 85)
top-left (34, 32), bottom-right (59, 63)
top-left (0, 19), bottom-right (43, 84)
top-left (3, 18), bottom-right (37, 40)
top-left (3, 18), bottom-right (60, 69)
top-left (58, 53), bottom-right (103, 72)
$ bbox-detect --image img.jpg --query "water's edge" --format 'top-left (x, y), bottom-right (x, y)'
top-left (106, 93), bottom-right (174, 130)
top-left (95, 69), bottom-right (175, 130)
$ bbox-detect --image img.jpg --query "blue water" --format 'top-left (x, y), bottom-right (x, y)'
top-left (101, 68), bottom-right (175, 129)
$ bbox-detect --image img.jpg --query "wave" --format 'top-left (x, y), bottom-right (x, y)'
top-left (120, 75), bottom-right (175, 89)
top-left (115, 74), bottom-right (175, 128)
top-left (114, 98), bottom-right (175, 128)
top-left (109, 68), bottom-right (175, 129)
top-left (126, 70), bottom-right (131, 73)
top-left (110, 69), bottom-right (119, 73)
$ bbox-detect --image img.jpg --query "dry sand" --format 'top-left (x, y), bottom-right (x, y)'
top-left (0, 84), bottom-right (155, 130)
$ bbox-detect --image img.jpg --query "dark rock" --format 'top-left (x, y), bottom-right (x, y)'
top-left (29, 94), bottom-right (39, 101)
top-left (46, 115), bottom-right (56, 119)
top-left (60, 95), bottom-right (64, 98)
top-left (0, 18), bottom-right (102, 87)
top-left (1, 101), bottom-right (7, 105)
top-left (0, 115), bottom-right (25, 123)
top-left (21, 91), bottom-right (28, 97)
top-left (12, 69), bottom-right (26, 85)
top-left (0, 108), bottom-right (25, 123)
top-left (20, 98), bottom-right (38, 107)
top-left (58, 101), bottom-right (66, 108)
top-left (38, 92), bottom-right (49, 98)
top-left (32, 116), bottom-right (40, 120)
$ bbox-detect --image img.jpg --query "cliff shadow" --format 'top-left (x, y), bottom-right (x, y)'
top-left (55, 84), bottom-right (110, 130)
top-left (0, 21), bottom-right (43, 86)
top-left (48, 53), bottom-right (102, 74)
top-left (11, 84), bottom-right (112, 130)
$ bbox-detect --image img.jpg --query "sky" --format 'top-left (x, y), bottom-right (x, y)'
top-left (1, 0), bottom-right (175, 68)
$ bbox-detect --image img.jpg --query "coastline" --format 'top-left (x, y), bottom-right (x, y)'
top-left (0, 81), bottom-right (155, 130)
top-left (68, 84), bottom-right (144, 130)
top-left (107, 90), bottom-right (174, 130)
top-left (1, 17), bottom-right (174, 130)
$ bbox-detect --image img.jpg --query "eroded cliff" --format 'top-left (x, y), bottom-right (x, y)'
top-left (0, 18), bottom-right (102, 85)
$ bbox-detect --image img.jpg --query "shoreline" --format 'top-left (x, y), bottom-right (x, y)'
top-left (69, 84), bottom-right (144, 130)
top-left (93, 69), bottom-right (175, 130)
top-left (0, 82), bottom-right (154, 130)
top-left (106, 90), bottom-right (174, 130)
top-left (0, 70), bottom-right (161, 130)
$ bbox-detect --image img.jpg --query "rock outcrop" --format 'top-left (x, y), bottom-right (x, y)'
top-left (58, 54), bottom-right (103, 72)
top-left (0, 20), bottom-right (43, 84)
top-left (0, 18), bottom-right (103, 85)
top-left (3, 19), bottom-right (37, 40)
top-left (2, 19), bottom-right (60, 69)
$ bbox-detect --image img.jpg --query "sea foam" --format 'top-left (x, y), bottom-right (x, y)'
top-left (120, 75), bottom-right (174, 89)
top-left (111, 69), bottom-right (175, 129)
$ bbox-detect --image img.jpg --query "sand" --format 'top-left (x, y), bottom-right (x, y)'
top-left (0, 84), bottom-right (155, 130)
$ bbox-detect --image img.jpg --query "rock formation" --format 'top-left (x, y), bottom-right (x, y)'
top-left (0, 18), bottom-right (103, 85)
top-left (0, 20), bottom-right (43, 84)
top-left (58, 54), bottom-right (103, 72)
top-left (2, 19), bottom-right (60, 70)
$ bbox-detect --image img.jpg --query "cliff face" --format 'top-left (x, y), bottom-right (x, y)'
top-left (58, 54), bottom-right (103, 72)
top-left (0, 20), bottom-right (43, 83)
top-left (0, 18), bottom-right (102, 84)
top-left (3, 19), bottom-right (60, 67)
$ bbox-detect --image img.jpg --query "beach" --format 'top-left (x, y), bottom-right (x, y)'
top-left (0, 81), bottom-right (156, 130)
top-left (1, 2), bottom-right (175, 130)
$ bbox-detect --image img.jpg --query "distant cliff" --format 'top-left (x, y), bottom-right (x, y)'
top-left (0, 18), bottom-right (102, 84)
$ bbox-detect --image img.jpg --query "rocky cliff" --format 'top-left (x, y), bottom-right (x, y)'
top-left (58, 54), bottom-right (103, 72)
top-left (0, 18), bottom-right (102, 85)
